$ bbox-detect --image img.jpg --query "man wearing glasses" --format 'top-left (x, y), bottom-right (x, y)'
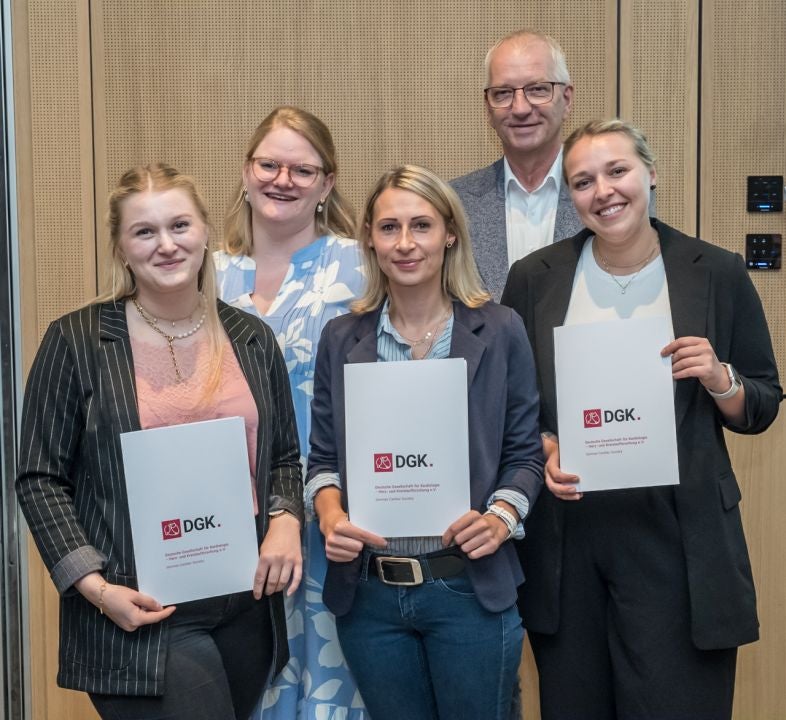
top-left (451, 30), bottom-right (581, 300)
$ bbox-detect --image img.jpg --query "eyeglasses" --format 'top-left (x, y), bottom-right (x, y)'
top-left (484, 82), bottom-right (566, 108)
top-left (250, 157), bottom-right (324, 187)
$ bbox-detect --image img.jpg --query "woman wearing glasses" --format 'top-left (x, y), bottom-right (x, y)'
top-left (216, 106), bottom-right (366, 719)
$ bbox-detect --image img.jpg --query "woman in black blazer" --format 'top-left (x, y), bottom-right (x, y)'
top-left (16, 164), bottom-right (303, 719)
top-left (502, 120), bottom-right (781, 720)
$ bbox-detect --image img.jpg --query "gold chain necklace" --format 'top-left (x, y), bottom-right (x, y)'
top-left (395, 308), bottom-right (452, 360)
top-left (598, 244), bottom-right (658, 294)
top-left (132, 295), bottom-right (207, 382)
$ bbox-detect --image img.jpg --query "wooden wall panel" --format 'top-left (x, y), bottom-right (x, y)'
top-left (701, 2), bottom-right (786, 718)
top-left (26, 0), bottom-right (97, 329)
top-left (91, 0), bottom-right (617, 282)
top-left (701, 0), bottom-right (786, 371)
top-left (621, 0), bottom-right (698, 235)
top-left (15, 0), bottom-right (100, 717)
top-left (727, 415), bottom-right (786, 719)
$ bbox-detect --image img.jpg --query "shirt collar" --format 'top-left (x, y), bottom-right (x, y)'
top-left (503, 146), bottom-right (563, 196)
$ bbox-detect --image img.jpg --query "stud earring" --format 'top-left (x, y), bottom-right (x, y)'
top-left (650, 184), bottom-right (656, 190)
top-left (446, 241), bottom-right (454, 248)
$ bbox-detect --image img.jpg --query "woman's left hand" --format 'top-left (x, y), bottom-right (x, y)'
top-left (661, 336), bottom-right (729, 392)
top-left (442, 510), bottom-right (509, 560)
top-left (254, 513), bottom-right (302, 599)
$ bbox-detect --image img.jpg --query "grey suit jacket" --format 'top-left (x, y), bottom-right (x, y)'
top-left (16, 300), bottom-right (302, 695)
top-left (306, 300), bottom-right (544, 615)
top-left (501, 220), bottom-right (782, 649)
top-left (451, 158), bottom-right (583, 301)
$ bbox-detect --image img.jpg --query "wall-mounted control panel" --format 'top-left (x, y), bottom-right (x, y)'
top-left (746, 234), bottom-right (781, 270)
top-left (747, 176), bottom-right (783, 212)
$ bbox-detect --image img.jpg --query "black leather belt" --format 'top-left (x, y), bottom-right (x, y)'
top-left (369, 550), bottom-right (465, 586)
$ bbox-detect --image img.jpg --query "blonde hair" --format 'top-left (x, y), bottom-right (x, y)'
top-left (224, 106), bottom-right (355, 256)
top-left (353, 165), bottom-right (490, 313)
top-left (98, 162), bottom-right (224, 395)
top-left (484, 29), bottom-right (571, 87)
top-left (563, 119), bottom-right (657, 181)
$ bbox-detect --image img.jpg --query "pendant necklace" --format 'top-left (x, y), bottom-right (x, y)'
top-left (597, 243), bottom-right (659, 294)
top-left (396, 307), bottom-right (453, 360)
top-left (132, 295), bottom-right (207, 382)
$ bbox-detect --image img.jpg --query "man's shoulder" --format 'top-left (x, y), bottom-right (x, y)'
top-left (450, 159), bottom-right (503, 196)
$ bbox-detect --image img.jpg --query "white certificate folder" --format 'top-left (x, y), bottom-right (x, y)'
top-left (121, 416), bottom-right (259, 605)
top-left (554, 317), bottom-right (680, 492)
top-left (344, 359), bottom-right (471, 537)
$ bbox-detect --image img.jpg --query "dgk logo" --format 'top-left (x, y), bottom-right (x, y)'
top-left (583, 408), bottom-right (639, 428)
top-left (374, 452), bottom-right (432, 471)
top-left (584, 409), bottom-right (602, 428)
top-left (161, 519), bottom-right (182, 540)
top-left (374, 453), bottom-right (393, 472)
top-left (161, 516), bottom-right (218, 540)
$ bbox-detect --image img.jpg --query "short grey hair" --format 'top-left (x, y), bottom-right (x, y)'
top-left (484, 30), bottom-right (571, 87)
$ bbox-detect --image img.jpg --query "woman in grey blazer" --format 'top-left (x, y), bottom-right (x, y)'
top-left (502, 120), bottom-right (781, 720)
top-left (16, 164), bottom-right (303, 719)
top-left (305, 166), bottom-right (544, 720)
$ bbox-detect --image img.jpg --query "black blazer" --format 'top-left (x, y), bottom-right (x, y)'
top-left (306, 300), bottom-right (544, 615)
top-left (16, 300), bottom-right (302, 695)
top-left (501, 219), bottom-right (782, 650)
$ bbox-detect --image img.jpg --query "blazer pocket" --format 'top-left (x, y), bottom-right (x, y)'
top-left (62, 590), bottom-right (135, 670)
top-left (717, 471), bottom-right (742, 511)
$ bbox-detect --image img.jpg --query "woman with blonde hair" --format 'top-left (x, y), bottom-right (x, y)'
top-left (502, 120), bottom-right (781, 719)
top-left (17, 163), bottom-right (303, 719)
top-left (306, 165), bottom-right (543, 720)
top-left (215, 107), bottom-right (366, 718)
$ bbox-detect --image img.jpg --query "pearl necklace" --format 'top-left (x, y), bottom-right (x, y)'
top-left (132, 295), bottom-right (207, 382)
top-left (597, 243), bottom-right (659, 294)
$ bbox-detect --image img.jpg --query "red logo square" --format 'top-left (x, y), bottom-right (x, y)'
top-left (161, 519), bottom-right (182, 540)
top-left (374, 453), bottom-right (393, 472)
top-left (583, 409), bottom-right (602, 428)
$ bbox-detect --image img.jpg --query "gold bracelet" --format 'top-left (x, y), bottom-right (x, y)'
top-left (98, 581), bottom-right (107, 615)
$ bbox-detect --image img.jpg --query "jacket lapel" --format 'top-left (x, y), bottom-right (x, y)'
top-left (346, 310), bottom-right (381, 364)
top-left (218, 302), bottom-right (269, 504)
top-left (657, 222), bottom-right (711, 431)
top-left (554, 182), bottom-right (583, 242)
top-left (531, 235), bottom-right (585, 427)
top-left (450, 303), bottom-right (487, 388)
top-left (98, 301), bottom-right (141, 432)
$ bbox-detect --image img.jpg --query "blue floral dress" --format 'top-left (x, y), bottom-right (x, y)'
top-left (215, 235), bottom-right (368, 720)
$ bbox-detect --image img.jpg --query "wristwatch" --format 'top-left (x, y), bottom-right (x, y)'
top-left (707, 363), bottom-right (741, 400)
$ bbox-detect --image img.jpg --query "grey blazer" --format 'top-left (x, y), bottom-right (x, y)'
top-left (16, 300), bottom-right (302, 695)
top-left (451, 158), bottom-right (583, 301)
top-left (306, 300), bottom-right (544, 615)
top-left (501, 220), bottom-right (782, 649)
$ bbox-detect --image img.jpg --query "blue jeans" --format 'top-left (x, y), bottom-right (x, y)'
top-left (336, 555), bottom-right (523, 720)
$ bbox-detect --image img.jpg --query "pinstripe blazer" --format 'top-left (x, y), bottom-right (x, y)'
top-left (450, 158), bottom-right (584, 301)
top-left (16, 300), bottom-right (302, 695)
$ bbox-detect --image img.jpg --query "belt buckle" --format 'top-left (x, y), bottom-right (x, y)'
top-left (375, 556), bottom-right (424, 586)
